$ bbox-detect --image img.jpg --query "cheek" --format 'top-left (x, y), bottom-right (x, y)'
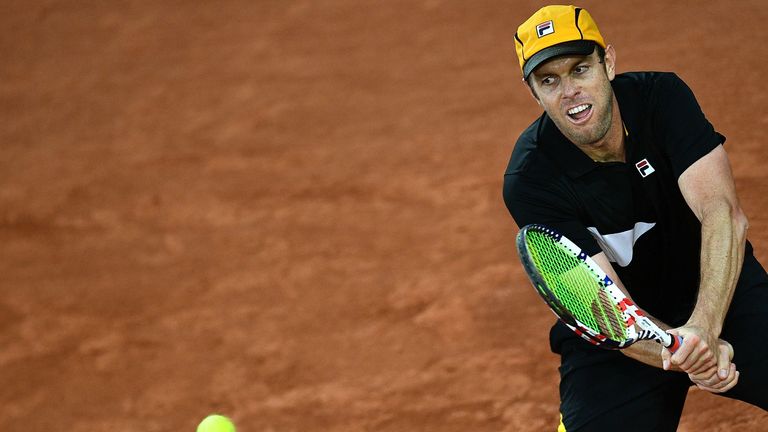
top-left (537, 94), bottom-right (560, 112)
top-left (598, 83), bottom-right (614, 106)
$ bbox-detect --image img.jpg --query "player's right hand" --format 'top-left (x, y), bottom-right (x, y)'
top-left (661, 325), bottom-right (721, 375)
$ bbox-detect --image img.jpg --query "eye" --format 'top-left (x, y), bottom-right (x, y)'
top-left (541, 76), bottom-right (557, 86)
top-left (574, 65), bottom-right (590, 74)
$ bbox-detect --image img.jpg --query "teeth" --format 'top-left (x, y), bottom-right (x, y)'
top-left (567, 104), bottom-right (591, 115)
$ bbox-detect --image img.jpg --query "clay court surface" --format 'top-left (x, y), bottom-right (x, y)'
top-left (2, 1), bottom-right (767, 431)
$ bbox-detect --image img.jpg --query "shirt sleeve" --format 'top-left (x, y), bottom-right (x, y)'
top-left (503, 172), bottom-right (602, 257)
top-left (651, 73), bottom-right (725, 179)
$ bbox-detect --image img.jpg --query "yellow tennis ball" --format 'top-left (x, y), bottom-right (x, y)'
top-left (197, 414), bottom-right (236, 432)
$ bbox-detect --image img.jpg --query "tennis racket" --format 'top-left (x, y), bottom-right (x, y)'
top-left (516, 223), bottom-right (682, 352)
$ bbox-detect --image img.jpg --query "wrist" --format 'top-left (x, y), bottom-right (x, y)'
top-left (686, 313), bottom-right (722, 336)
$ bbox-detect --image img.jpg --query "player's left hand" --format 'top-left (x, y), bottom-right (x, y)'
top-left (688, 345), bottom-right (739, 394)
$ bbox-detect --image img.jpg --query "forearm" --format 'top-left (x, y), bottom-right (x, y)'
top-left (620, 315), bottom-right (685, 371)
top-left (687, 202), bottom-right (748, 335)
top-left (591, 253), bottom-right (678, 369)
top-left (622, 337), bottom-right (676, 369)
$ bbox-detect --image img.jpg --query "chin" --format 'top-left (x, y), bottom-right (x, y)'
top-left (561, 115), bottom-right (612, 147)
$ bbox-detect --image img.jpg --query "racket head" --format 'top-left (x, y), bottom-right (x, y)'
top-left (516, 224), bottom-right (633, 349)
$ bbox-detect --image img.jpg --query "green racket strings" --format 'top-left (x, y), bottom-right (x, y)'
top-left (526, 230), bottom-right (626, 341)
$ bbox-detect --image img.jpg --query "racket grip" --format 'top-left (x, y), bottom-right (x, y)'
top-left (666, 334), bottom-right (683, 353)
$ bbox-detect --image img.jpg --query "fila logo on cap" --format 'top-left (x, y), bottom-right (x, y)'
top-left (536, 20), bottom-right (554, 38)
top-left (635, 159), bottom-right (655, 177)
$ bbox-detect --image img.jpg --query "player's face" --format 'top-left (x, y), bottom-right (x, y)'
top-left (529, 47), bottom-right (616, 147)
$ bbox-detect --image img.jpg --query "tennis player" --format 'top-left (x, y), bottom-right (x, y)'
top-left (503, 5), bottom-right (768, 430)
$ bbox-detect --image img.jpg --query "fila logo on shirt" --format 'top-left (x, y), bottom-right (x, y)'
top-left (536, 21), bottom-right (554, 37)
top-left (635, 159), bottom-right (655, 177)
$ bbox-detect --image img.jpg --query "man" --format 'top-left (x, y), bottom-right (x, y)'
top-left (503, 5), bottom-right (768, 431)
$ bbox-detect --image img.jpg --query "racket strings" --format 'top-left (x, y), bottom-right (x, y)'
top-left (526, 231), bottom-right (627, 341)
top-left (594, 289), bottom-right (626, 338)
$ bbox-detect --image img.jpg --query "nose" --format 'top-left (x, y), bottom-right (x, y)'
top-left (561, 76), bottom-right (580, 99)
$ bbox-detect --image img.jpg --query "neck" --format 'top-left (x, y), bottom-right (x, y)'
top-left (575, 97), bottom-right (625, 163)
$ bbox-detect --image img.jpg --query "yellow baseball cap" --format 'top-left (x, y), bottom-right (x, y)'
top-left (515, 5), bottom-right (606, 80)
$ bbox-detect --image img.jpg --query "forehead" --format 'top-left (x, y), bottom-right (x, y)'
top-left (531, 52), bottom-right (597, 77)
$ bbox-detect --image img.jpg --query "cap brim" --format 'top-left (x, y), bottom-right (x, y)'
top-left (523, 40), bottom-right (597, 80)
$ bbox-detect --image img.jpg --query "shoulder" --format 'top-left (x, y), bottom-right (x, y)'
top-left (503, 117), bottom-right (573, 214)
top-left (504, 115), bottom-right (560, 179)
top-left (614, 71), bottom-right (706, 134)
top-left (614, 71), bottom-right (679, 84)
top-left (615, 71), bottom-right (709, 123)
top-left (613, 71), bottom-right (686, 97)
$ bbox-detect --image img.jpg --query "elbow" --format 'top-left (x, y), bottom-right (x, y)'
top-left (733, 205), bottom-right (749, 239)
top-left (700, 199), bottom-right (748, 240)
top-left (722, 198), bottom-right (749, 244)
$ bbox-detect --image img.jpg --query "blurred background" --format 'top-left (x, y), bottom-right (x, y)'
top-left (1, 1), bottom-right (767, 430)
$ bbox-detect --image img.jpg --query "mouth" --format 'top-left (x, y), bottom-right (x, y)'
top-left (566, 103), bottom-right (593, 124)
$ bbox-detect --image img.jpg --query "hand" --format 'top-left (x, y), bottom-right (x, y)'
top-left (660, 325), bottom-right (722, 375)
top-left (689, 362), bottom-right (739, 393)
top-left (687, 341), bottom-right (738, 393)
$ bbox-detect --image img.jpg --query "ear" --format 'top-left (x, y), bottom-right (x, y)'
top-left (604, 44), bottom-right (617, 81)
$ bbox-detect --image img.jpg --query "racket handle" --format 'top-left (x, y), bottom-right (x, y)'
top-left (665, 333), bottom-right (683, 353)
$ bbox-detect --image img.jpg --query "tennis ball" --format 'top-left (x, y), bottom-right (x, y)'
top-left (197, 414), bottom-right (236, 432)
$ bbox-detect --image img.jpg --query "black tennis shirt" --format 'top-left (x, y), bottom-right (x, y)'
top-left (503, 72), bottom-right (759, 352)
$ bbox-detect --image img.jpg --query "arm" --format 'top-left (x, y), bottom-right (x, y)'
top-left (601, 145), bottom-right (744, 390)
top-left (679, 145), bottom-right (748, 332)
top-left (672, 146), bottom-right (748, 352)
top-left (673, 145), bottom-right (748, 375)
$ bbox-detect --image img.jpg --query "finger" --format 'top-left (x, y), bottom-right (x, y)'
top-left (708, 365), bottom-right (739, 392)
top-left (671, 334), bottom-right (699, 366)
top-left (661, 347), bottom-right (672, 370)
top-left (689, 363), bottom-right (713, 376)
top-left (688, 366), bottom-right (717, 382)
top-left (679, 343), bottom-right (712, 372)
top-left (717, 370), bottom-right (740, 393)
top-left (700, 363), bottom-right (738, 391)
top-left (686, 348), bottom-right (715, 375)
top-left (716, 342), bottom-right (733, 379)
